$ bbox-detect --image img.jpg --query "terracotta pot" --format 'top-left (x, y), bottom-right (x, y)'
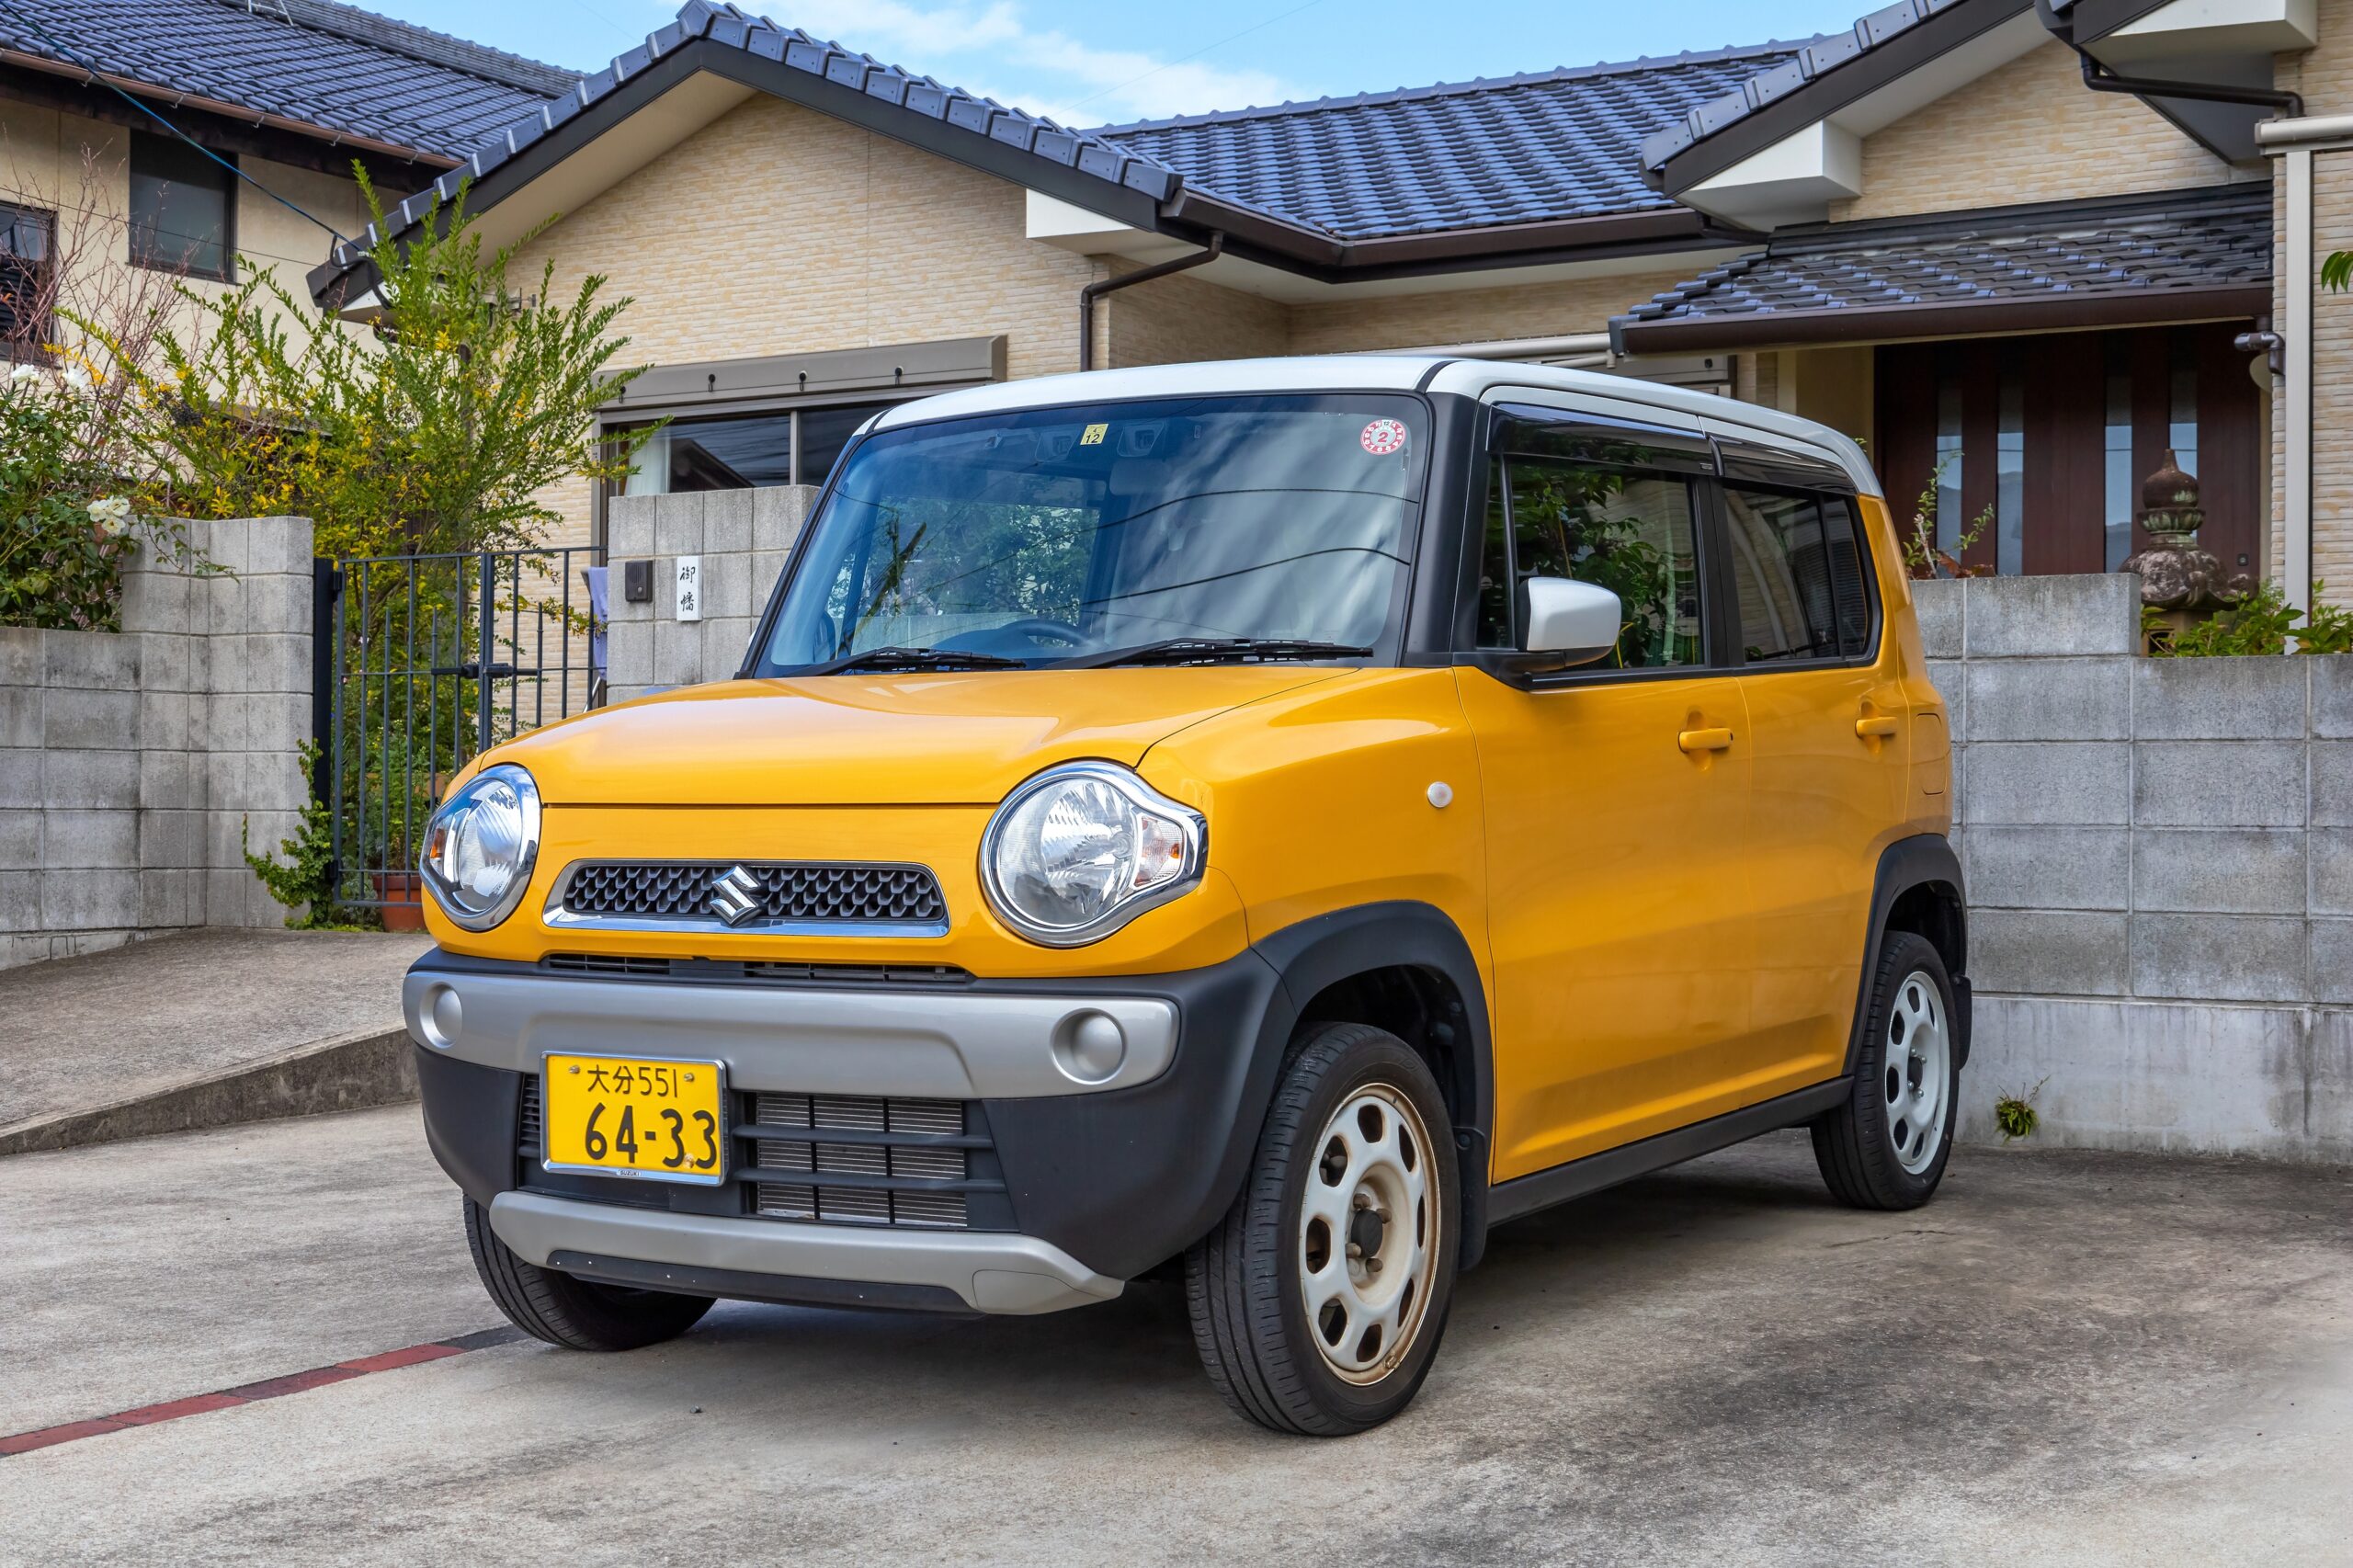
top-left (374, 870), bottom-right (426, 931)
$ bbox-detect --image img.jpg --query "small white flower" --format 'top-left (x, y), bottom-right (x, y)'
top-left (7, 364), bottom-right (37, 382)
top-left (87, 495), bottom-right (133, 536)
top-left (62, 365), bottom-right (91, 392)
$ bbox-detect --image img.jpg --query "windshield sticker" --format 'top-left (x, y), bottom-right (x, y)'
top-left (1080, 423), bottom-right (1109, 447)
top-left (1360, 418), bottom-right (1407, 456)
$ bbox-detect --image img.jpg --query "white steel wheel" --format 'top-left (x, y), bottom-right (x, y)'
top-left (1297, 1083), bottom-right (1442, 1384)
top-left (1882, 969), bottom-right (1949, 1175)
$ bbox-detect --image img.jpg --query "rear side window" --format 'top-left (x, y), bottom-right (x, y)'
top-left (1476, 453), bottom-right (1705, 671)
top-left (1723, 486), bottom-right (1872, 664)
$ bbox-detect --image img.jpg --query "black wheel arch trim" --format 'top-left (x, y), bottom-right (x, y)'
top-left (1248, 899), bottom-right (1497, 1271)
top-left (1852, 834), bottom-right (1971, 1075)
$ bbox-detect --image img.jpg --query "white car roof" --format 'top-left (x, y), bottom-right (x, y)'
top-left (869, 356), bottom-right (1881, 497)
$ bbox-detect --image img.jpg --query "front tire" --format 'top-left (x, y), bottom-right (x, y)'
top-left (1185, 1022), bottom-right (1460, 1436)
top-left (1813, 932), bottom-right (1959, 1210)
top-left (463, 1197), bottom-right (713, 1351)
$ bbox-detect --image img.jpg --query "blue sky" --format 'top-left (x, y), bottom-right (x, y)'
top-left (381, 0), bottom-right (1859, 125)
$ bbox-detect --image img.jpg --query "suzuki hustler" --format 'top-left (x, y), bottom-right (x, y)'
top-left (406, 356), bottom-right (1968, 1436)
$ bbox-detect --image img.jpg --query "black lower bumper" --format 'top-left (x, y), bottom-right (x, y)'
top-left (413, 945), bottom-right (1295, 1283)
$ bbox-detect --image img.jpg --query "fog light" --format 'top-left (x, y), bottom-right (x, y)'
top-left (1051, 1009), bottom-right (1127, 1085)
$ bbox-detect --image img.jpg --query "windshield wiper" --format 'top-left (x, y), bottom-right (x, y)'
top-left (795, 645), bottom-right (1031, 676)
top-left (1054, 638), bottom-right (1371, 670)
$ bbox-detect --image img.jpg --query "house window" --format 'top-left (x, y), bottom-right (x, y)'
top-left (129, 131), bottom-right (233, 278)
top-left (0, 201), bottom-right (54, 358)
top-left (616, 402), bottom-right (897, 495)
top-left (1995, 369), bottom-right (2025, 577)
top-left (1934, 379), bottom-right (1963, 555)
top-left (2104, 371), bottom-right (2133, 570)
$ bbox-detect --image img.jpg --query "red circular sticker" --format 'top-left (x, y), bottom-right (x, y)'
top-left (1359, 418), bottom-right (1407, 456)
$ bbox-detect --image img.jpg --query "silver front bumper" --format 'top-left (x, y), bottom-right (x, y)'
top-left (488, 1190), bottom-right (1122, 1314)
top-left (403, 966), bottom-right (1177, 1098)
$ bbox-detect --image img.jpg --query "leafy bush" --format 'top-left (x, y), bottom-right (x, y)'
top-left (0, 363), bottom-right (209, 628)
top-left (242, 744), bottom-right (373, 930)
top-left (85, 176), bottom-right (655, 562)
top-left (2147, 581), bottom-right (2353, 657)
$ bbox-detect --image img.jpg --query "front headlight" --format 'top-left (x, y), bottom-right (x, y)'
top-left (419, 763), bottom-right (540, 931)
top-left (981, 761), bottom-right (1206, 947)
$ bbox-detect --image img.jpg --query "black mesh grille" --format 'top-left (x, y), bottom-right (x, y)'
top-left (561, 863), bottom-right (946, 925)
top-left (746, 1092), bottom-right (976, 1231)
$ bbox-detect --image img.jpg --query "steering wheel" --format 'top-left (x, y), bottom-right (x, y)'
top-left (938, 617), bottom-right (1087, 654)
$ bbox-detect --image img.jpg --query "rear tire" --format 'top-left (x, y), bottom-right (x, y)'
top-left (1813, 932), bottom-right (1959, 1210)
top-left (463, 1197), bottom-right (713, 1351)
top-left (1184, 1022), bottom-right (1460, 1436)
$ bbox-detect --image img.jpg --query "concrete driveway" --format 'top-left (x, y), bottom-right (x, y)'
top-left (3, 1105), bottom-right (2347, 1566)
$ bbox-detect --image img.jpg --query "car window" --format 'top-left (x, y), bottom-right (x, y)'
top-left (1476, 453), bottom-right (1705, 671)
top-left (1723, 486), bottom-right (1872, 664)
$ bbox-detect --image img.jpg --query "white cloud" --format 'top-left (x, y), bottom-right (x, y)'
top-left (757, 0), bottom-right (1305, 123)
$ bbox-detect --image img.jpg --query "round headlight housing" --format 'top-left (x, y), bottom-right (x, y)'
top-left (419, 764), bottom-right (541, 931)
top-left (981, 762), bottom-right (1206, 947)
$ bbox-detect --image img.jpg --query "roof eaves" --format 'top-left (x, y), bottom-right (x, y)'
top-left (315, 2), bottom-right (1220, 291)
top-left (1639, 0), bottom-right (2028, 190)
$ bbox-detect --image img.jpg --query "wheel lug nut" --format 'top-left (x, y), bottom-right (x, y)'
top-left (1366, 1257), bottom-right (1382, 1275)
top-left (1346, 1242), bottom-right (1362, 1259)
top-left (1353, 1194), bottom-right (1370, 1210)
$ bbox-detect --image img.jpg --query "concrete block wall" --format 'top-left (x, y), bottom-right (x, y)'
top-left (1915, 574), bottom-right (2353, 1161)
top-left (1, 517), bottom-right (313, 968)
top-left (605, 488), bottom-right (816, 703)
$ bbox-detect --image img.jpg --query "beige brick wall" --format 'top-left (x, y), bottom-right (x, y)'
top-left (516, 96), bottom-right (1101, 385)
top-left (2297, 149), bottom-right (2353, 607)
top-left (1107, 264), bottom-right (1289, 364)
top-left (1832, 41), bottom-right (2250, 222)
top-left (1288, 265), bottom-right (1698, 355)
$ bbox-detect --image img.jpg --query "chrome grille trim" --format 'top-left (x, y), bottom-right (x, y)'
top-left (541, 860), bottom-right (949, 937)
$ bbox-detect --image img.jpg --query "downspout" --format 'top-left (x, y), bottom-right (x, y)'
top-left (2069, 48), bottom-right (2304, 119)
top-left (1077, 233), bottom-right (1224, 373)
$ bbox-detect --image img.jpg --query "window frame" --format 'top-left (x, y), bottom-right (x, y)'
top-left (127, 130), bottom-right (236, 282)
top-left (1460, 430), bottom-right (1718, 690)
top-left (1711, 478), bottom-right (1883, 674)
top-left (1453, 399), bottom-right (1881, 688)
top-left (0, 199), bottom-right (56, 361)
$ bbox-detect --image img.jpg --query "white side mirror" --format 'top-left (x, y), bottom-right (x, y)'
top-left (1521, 576), bottom-right (1622, 668)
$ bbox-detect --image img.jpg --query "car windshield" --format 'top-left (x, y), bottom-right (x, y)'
top-left (756, 393), bottom-right (1427, 672)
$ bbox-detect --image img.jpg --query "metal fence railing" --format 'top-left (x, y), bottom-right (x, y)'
top-left (315, 545), bottom-right (604, 913)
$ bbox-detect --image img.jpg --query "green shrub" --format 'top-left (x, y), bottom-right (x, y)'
top-left (2149, 581), bottom-right (2353, 657)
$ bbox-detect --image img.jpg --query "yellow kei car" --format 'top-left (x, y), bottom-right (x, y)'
top-left (406, 356), bottom-right (1966, 1436)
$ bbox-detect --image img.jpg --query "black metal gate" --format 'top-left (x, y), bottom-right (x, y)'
top-left (313, 545), bottom-right (604, 913)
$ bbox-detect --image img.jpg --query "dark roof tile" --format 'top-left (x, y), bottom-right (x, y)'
top-left (1090, 45), bottom-right (1804, 242)
top-left (0, 0), bottom-right (569, 160)
top-left (1618, 184), bottom-right (2272, 330)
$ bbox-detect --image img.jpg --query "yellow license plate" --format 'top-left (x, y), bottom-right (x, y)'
top-left (541, 1053), bottom-right (726, 1185)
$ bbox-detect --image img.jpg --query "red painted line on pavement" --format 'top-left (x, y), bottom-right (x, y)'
top-left (0, 1327), bottom-right (525, 1458)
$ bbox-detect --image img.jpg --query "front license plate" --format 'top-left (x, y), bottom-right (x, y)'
top-left (541, 1053), bottom-right (727, 1185)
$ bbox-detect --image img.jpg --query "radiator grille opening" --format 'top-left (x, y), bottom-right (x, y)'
top-left (747, 1092), bottom-right (975, 1230)
top-left (561, 862), bottom-right (946, 926)
top-left (517, 1076), bottom-right (543, 1152)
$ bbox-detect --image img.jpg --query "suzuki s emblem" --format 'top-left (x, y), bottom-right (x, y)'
top-left (709, 864), bottom-right (761, 926)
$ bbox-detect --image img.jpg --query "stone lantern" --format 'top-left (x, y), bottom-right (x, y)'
top-left (2118, 451), bottom-right (2248, 626)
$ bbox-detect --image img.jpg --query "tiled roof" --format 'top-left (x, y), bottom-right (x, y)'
top-left (0, 0), bottom-right (572, 162)
top-left (1091, 46), bottom-right (1804, 242)
top-left (1638, 0), bottom-right (2019, 177)
top-left (326, 0), bottom-right (1188, 273)
top-left (1614, 184), bottom-right (2271, 342)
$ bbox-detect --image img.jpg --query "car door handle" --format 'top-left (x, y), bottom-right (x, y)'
top-left (1677, 726), bottom-right (1735, 754)
top-left (1855, 715), bottom-right (1902, 740)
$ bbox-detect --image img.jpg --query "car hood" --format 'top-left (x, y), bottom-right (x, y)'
top-left (499, 666), bottom-right (1348, 806)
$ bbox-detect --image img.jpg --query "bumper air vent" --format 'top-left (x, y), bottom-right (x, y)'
top-left (744, 1092), bottom-right (992, 1231)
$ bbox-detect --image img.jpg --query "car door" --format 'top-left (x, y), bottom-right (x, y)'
top-left (1454, 402), bottom-right (1756, 1182)
top-left (1711, 438), bottom-right (1910, 1096)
